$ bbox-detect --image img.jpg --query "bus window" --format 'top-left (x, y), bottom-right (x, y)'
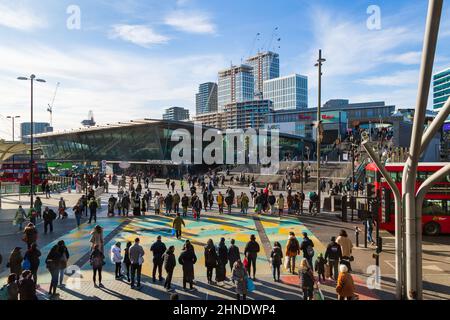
top-left (422, 200), bottom-right (448, 216)
top-left (389, 172), bottom-right (398, 182)
top-left (417, 171), bottom-right (428, 183)
top-left (366, 170), bottom-right (376, 184)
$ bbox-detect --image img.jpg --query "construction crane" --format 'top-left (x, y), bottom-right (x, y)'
top-left (47, 82), bottom-right (60, 127)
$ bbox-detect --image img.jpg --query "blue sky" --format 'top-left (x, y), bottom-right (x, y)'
top-left (0, 0), bottom-right (449, 139)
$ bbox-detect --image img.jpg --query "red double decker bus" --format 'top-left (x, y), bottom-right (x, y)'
top-left (0, 161), bottom-right (46, 186)
top-left (366, 162), bottom-right (450, 236)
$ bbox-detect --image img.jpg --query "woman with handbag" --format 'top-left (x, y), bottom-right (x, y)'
top-left (231, 260), bottom-right (248, 300)
top-left (57, 240), bottom-right (70, 287)
top-left (90, 244), bottom-right (105, 287)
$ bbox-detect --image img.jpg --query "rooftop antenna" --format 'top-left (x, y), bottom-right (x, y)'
top-left (47, 82), bottom-right (60, 127)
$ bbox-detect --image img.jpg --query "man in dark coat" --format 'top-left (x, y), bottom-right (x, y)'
top-left (244, 234), bottom-right (260, 280)
top-left (178, 241), bottom-right (197, 290)
top-left (150, 236), bottom-right (167, 282)
top-left (216, 238), bottom-right (228, 283)
top-left (227, 239), bottom-right (240, 272)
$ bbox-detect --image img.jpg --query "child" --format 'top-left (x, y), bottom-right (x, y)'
top-left (314, 253), bottom-right (326, 283)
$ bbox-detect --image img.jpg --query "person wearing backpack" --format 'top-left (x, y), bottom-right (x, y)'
top-left (285, 232), bottom-right (301, 274)
top-left (270, 242), bottom-right (283, 282)
top-left (299, 258), bottom-right (315, 301)
top-left (90, 244), bottom-right (105, 287)
top-left (42, 207), bottom-right (56, 234)
top-left (325, 237), bottom-right (343, 281)
top-left (300, 232), bottom-right (315, 270)
top-left (24, 243), bottom-right (41, 285)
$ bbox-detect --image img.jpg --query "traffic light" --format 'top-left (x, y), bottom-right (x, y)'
top-left (376, 237), bottom-right (383, 253)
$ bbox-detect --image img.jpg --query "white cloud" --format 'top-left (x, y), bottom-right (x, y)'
top-left (380, 51), bottom-right (422, 65)
top-left (0, 2), bottom-right (46, 31)
top-left (164, 10), bottom-right (216, 34)
top-left (109, 24), bottom-right (170, 47)
top-left (0, 42), bottom-right (226, 137)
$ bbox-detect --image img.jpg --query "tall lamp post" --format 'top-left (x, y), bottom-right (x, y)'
top-left (6, 115), bottom-right (21, 178)
top-left (315, 49), bottom-right (326, 214)
top-left (17, 75), bottom-right (46, 208)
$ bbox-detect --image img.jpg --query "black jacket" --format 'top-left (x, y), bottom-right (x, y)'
top-left (163, 250), bottom-right (176, 271)
top-left (325, 242), bottom-right (342, 261)
top-left (204, 245), bottom-right (218, 268)
top-left (244, 240), bottom-right (260, 259)
top-left (218, 243), bottom-right (228, 265)
top-left (228, 245), bottom-right (240, 264)
top-left (150, 240), bottom-right (167, 263)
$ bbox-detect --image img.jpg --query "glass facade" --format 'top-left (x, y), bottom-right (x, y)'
top-left (433, 68), bottom-right (450, 112)
top-left (162, 107), bottom-right (190, 121)
top-left (21, 122), bottom-right (52, 143)
top-left (35, 120), bottom-right (313, 163)
top-left (218, 65), bottom-right (254, 111)
top-left (196, 82), bottom-right (218, 115)
top-left (263, 74), bottom-right (308, 110)
top-left (245, 51), bottom-right (280, 96)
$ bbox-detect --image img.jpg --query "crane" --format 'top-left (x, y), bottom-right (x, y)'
top-left (47, 82), bottom-right (60, 127)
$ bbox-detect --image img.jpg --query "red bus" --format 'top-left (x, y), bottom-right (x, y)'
top-left (366, 162), bottom-right (450, 236)
top-left (0, 161), bottom-right (47, 186)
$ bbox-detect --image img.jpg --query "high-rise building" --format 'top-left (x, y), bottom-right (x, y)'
top-left (245, 51), bottom-right (280, 97)
top-left (196, 82), bottom-right (218, 115)
top-left (218, 65), bottom-right (254, 111)
top-left (162, 107), bottom-right (190, 121)
top-left (263, 74), bottom-right (308, 111)
top-left (21, 122), bottom-right (52, 143)
top-left (224, 100), bottom-right (273, 130)
top-left (433, 68), bottom-right (450, 160)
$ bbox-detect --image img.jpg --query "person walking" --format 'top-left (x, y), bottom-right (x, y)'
top-left (18, 270), bottom-right (37, 300)
top-left (172, 213), bottom-right (185, 240)
top-left (34, 197), bottom-right (42, 220)
top-left (268, 192), bottom-right (276, 215)
top-left (270, 242), bottom-right (283, 282)
top-left (129, 238), bottom-right (145, 289)
top-left (111, 242), bottom-right (123, 280)
top-left (7, 247), bottom-right (23, 276)
top-left (90, 244), bottom-right (105, 287)
top-left (300, 232), bottom-right (315, 270)
top-left (178, 240), bottom-right (197, 290)
top-left (336, 264), bottom-right (355, 300)
top-left (217, 191), bottom-right (224, 214)
top-left (173, 192), bottom-right (181, 214)
top-left (73, 202), bottom-right (83, 227)
top-left (181, 193), bottom-right (189, 217)
top-left (204, 239), bottom-right (218, 285)
top-left (240, 193), bottom-right (249, 215)
top-left (58, 197), bottom-right (67, 219)
top-left (163, 246), bottom-right (176, 291)
top-left (24, 243), bottom-right (41, 285)
top-left (88, 197), bottom-right (99, 224)
top-left (90, 225), bottom-right (104, 253)
top-left (216, 238), bottom-right (228, 284)
top-left (192, 196), bottom-right (202, 220)
top-left (336, 229), bottom-right (353, 270)
top-left (42, 207), bottom-right (56, 234)
top-left (22, 223), bottom-right (38, 250)
top-left (314, 253), bottom-right (326, 283)
top-left (227, 239), bottom-right (240, 273)
top-left (299, 258), bottom-right (315, 301)
top-left (123, 241), bottom-right (132, 282)
top-left (277, 194), bottom-right (284, 216)
top-left (244, 235), bottom-right (260, 280)
top-left (5, 274), bottom-right (19, 300)
top-left (45, 244), bottom-right (61, 297)
top-left (150, 236), bottom-right (167, 282)
top-left (57, 240), bottom-right (69, 287)
top-left (14, 206), bottom-right (27, 231)
top-left (325, 237), bottom-right (343, 281)
top-left (285, 232), bottom-right (301, 274)
top-left (231, 260), bottom-right (248, 300)
top-left (164, 193), bottom-right (173, 216)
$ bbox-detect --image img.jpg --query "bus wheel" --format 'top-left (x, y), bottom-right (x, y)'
top-left (424, 222), bottom-right (440, 236)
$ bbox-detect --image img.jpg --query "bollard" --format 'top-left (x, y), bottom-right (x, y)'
top-left (355, 226), bottom-right (361, 247)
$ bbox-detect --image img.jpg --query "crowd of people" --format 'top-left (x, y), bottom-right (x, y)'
top-left (2, 170), bottom-right (359, 301)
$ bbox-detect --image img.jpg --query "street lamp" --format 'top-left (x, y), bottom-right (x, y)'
top-left (6, 115), bottom-right (21, 178)
top-left (17, 74), bottom-right (46, 208)
top-left (314, 49), bottom-right (326, 215)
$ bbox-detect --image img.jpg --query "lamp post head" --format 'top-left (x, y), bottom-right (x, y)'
top-left (30, 74), bottom-right (36, 79)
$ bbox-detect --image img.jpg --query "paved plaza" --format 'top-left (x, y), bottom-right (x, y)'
top-left (0, 179), bottom-right (449, 300)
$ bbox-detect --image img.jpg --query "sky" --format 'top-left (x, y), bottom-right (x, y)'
top-left (0, 0), bottom-right (449, 140)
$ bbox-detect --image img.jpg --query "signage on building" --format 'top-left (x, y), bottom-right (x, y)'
top-left (298, 115), bottom-right (312, 120)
